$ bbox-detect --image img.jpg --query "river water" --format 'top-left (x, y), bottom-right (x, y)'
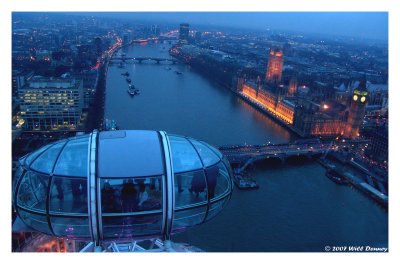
top-left (104, 42), bottom-right (388, 252)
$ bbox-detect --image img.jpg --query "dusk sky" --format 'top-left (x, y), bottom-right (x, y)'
top-left (91, 12), bottom-right (388, 42)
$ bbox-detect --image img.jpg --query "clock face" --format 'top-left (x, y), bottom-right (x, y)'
top-left (360, 96), bottom-right (366, 103)
top-left (353, 95), bottom-right (358, 101)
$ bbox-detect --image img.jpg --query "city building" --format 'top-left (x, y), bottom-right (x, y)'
top-left (94, 37), bottom-right (103, 57)
top-left (12, 130), bottom-right (233, 252)
top-left (18, 75), bottom-right (84, 131)
top-left (240, 80), bottom-right (295, 124)
top-left (344, 78), bottom-right (369, 139)
top-left (366, 82), bottom-right (388, 110)
top-left (364, 124), bottom-right (388, 164)
top-left (179, 23), bottom-right (189, 45)
top-left (265, 48), bottom-right (284, 83)
top-left (76, 70), bottom-right (98, 109)
top-left (195, 31), bottom-right (202, 44)
top-left (12, 70), bottom-right (34, 99)
top-left (292, 99), bottom-right (346, 137)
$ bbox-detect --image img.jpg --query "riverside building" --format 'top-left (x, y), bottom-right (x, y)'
top-left (18, 75), bottom-right (84, 131)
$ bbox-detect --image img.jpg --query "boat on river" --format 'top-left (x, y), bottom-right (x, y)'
top-left (325, 169), bottom-right (348, 185)
top-left (127, 85), bottom-right (140, 96)
top-left (233, 172), bottom-right (259, 190)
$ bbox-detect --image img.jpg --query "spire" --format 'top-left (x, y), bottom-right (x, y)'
top-left (358, 75), bottom-right (367, 91)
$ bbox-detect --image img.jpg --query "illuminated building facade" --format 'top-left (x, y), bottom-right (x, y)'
top-left (19, 76), bottom-right (84, 131)
top-left (293, 109), bottom-right (345, 137)
top-left (239, 79), bottom-right (352, 138)
top-left (179, 23), bottom-right (189, 45)
top-left (291, 99), bottom-right (346, 137)
top-left (344, 79), bottom-right (368, 139)
top-left (241, 81), bottom-right (295, 124)
top-left (265, 48), bottom-right (284, 83)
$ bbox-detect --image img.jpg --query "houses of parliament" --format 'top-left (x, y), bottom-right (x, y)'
top-left (237, 47), bottom-right (369, 139)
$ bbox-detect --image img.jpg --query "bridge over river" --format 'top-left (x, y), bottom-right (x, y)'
top-left (218, 139), bottom-right (369, 173)
top-left (110, 56), bottom-right (179, 64)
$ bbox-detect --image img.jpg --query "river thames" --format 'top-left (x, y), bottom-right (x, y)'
top-left (104, 42), bottom-right (387, 252)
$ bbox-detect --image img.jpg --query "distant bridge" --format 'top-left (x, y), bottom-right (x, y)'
top-left (218, 139), bottom-right (369, 173)
top-left (110, 57), bottom-right (179, 64)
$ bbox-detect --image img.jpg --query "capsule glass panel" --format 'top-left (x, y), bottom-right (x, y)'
top-left (100, 179), bottom-right (123, 213)
top-left (207, 162), bottom-right (231, 201)
top-left (51, 216), bottom-right (90, 238)
top-left (17, 171), bottom-right (49, 212)
top-left (100, 176), bottom-right (164, 240)
top-left (206, 199), bottom-right (229, 222)
top-left (172, 206), bottom-right (207, 233)
top-left (169, 136), bottom-right (202, 173)
top-left (102, 213), bottom-right (163, 240)
top-left (25, 144), bottom-right (51, 167)
top-left (53, 136), bottom-right (89, 177)
top-left (201, 141), bottom-right (222, 158)
top-left (49, 177), bottom-right (87, 214)
top-left (100, 177), bottom-right (163, 214)
top-left (30, 141), bottom-right (66, 174)
top-left (175, 170), bottom-right (207, 208)
top-left (189, 139), bottom-right (220, 167)
top-left (13, 165), bottom-right (25, 191)
top-left (19, 210), bottom-right (51, 235)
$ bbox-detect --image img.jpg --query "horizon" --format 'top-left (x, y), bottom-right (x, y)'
top-left (13, 12), bottom-right (388, 44)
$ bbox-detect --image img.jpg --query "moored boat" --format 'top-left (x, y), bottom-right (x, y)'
top-left (233, 173), bottom-right (259, 190)
top-left (127, 84), bottom-right (140, 96)
top-left (325, 169), bottom-right (348, 185)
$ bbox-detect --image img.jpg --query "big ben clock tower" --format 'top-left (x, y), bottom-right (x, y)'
top-left (344, 78), bottom-right (369, 139)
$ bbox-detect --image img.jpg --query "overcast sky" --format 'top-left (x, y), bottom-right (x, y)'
top-left (93, 12), bottom-right (388, 42)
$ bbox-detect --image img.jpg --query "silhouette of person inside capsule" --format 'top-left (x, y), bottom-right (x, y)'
top-left (101, 182), bottom-right (118, 212)
top-left (206, 165), bottom-right (218, 199)
top-left (54, 178), bottom-right (64, 200)
top-left (177, 174), bottom-right (183, 193)
top-left (71, 180), bottom-right (85, 202)
top-left (121, 179), bottom-right (138, 212)
top-left (150, 177), bottom-right (162, 191)
top-left (138, 182), bottom-right (149, 210)
top-left (189, 171), bottom-right (206, 197)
